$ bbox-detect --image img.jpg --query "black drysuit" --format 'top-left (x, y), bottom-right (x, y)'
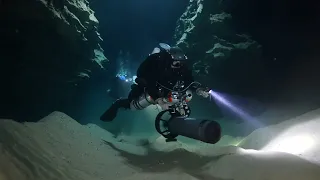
top-left (100, 50), bottom-right (198, 122)
top-left (129, 51), bottom-right (195, 101)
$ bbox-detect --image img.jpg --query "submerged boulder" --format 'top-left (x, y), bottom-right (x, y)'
top-left (174, 0), bottom-right (264, 95)
top-left (0, 0), bottom-right (108, 120)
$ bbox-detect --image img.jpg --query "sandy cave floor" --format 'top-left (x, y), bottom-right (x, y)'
top-left (1, 111), bottom-right (320, 180)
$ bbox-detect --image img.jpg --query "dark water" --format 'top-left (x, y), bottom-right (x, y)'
top-left (1, 0), bottom-right (320, 138)
top-left (92, 0), bottom-right (189, 62)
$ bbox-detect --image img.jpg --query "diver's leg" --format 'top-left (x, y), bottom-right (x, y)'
top-left (100, 98), bottom-right (130, 122)
top-left (100, 84), bottom-right (142, 122)
top-left (128, 84), bottom-right (143, 100)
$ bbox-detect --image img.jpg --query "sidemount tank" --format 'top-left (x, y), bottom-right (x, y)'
top-left (130, 92), bottom-right (155, 110)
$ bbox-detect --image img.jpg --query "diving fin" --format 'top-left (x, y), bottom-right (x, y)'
top-left (100, 98), bottom-right (130, 122)
top-left (100, 104), bottom-right (118, 122)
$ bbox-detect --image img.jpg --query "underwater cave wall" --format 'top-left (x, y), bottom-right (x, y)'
top-left (0, 0), bottom-right (108, 121)
top-left (174, 0), bottom-right (265, 97)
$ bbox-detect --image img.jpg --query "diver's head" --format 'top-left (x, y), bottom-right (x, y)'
top-left (156, 43), bottom-right (188, 69)
top-left (167, 46), bottom-right (188, 69)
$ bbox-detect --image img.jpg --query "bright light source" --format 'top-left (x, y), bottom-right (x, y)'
top-left (263, 134), bottom-right (315, 155)
top-left (260, 118), bottom-right (319, 157)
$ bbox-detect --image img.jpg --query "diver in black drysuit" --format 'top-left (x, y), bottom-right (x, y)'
top-left (100, 43), bottom-right (210, 122)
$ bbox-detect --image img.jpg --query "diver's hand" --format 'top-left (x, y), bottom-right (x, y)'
top-left (196, 87), bottom-right (210, 98)
top-left (155, 98), bottom-right (170, 110)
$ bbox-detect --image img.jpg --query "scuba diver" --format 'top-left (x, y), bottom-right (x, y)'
top-left (100, 43), bottom-right (210, 122)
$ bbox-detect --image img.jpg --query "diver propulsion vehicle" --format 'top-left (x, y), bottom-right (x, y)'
top-left (129, 81), bottom-right (222, 144)
top-left (154, 99), bottom-right (221, 144)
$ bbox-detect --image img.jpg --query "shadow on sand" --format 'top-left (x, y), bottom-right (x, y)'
top-left (102, 140), bottom-right (232, 180)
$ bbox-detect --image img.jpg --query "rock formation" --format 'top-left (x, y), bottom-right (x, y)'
top-left (174, 0), bottom-right (264, 95)
top-left (0, 0), bottom-right (108, 121)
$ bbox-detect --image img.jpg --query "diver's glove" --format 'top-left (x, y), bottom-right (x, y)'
top-left (155, 98), bottom-right (170, 110)
top-left (196, 87), bottom-right (210, 98)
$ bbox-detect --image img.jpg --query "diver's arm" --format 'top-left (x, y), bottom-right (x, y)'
top-left (136, 53), bottom-right (163, 100)
top-left (191, 83), bottom-right (210, 98)
top-left (195, 87), bottom-right (210, 98)
top-left (136, 53), bottom-right (159, 84)
top-left (185, 68), bottom-right (210, 98)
